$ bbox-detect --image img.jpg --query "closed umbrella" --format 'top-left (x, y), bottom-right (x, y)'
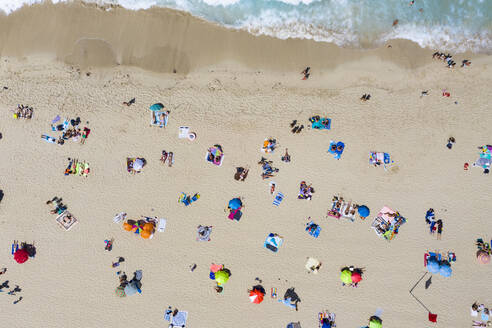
top-left (249, 289), bottom-right (264, 304)
top-left (358, 205), bottom-right (370, 218)
top-left (228, 198), bottom-right (242, 210)
top-left (340, 269), bottom-right (352, 284)
top-left (13, 249), bottom-right (29, 264)
top-left (149, 103), bottom-right (164, 111)
top-left (215, 270), bottom-right (230, 285)
top-left (427, 259), bottom-right (440, 274)
top-left (439, 263), bottom-right (452, 277)
top-left (477, 250), bottom-right (491, 264)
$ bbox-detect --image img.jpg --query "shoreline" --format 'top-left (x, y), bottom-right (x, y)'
top-left (0, 1), bottom-right (483, 75)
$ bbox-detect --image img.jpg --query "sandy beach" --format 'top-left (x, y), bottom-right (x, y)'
top-left (0, 2), bottom-right (492, 328)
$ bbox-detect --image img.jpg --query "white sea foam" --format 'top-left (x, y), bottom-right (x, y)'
top-left (0, 0), bottom-right (490, 53)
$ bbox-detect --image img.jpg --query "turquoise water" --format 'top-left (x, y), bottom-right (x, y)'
top-left (3, 0), bottom-right (492, 52)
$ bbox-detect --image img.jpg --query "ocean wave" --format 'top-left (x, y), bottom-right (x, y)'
top-left (1, 0), bottom-right (491, 53)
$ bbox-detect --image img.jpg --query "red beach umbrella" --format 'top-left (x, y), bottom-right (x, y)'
top-left (13, 249), bottom-right (29, 264)
top-left (351, 272), bottom-right (362, 283)
top-left (249, 289), bottom-right (264, 304)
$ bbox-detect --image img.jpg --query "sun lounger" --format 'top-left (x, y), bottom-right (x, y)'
top-left (178, 126), bottom-right (190, 139)
top-left (264, 233), bottom-right (283, 252)
top-left (56, 211), bottom-right (78, 231)
top-left (273, 192), bottom-right (284, 206)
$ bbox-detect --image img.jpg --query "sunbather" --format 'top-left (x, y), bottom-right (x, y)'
top-left (234, 167), bottom-right (249, 181)
top-left (281, 148), bottom-right (291, 162)
top-left (168, 152), bottom-right (174, 167)
top-left (123, 98), bottom-right (136, 106)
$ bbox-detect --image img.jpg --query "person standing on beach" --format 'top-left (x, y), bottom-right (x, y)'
top-left (436, 219), bottom-right (443, 240)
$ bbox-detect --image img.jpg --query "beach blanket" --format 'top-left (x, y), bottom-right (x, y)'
top-left (311, 117), bottom-right (331, 130)
top-left (150, 110), bottom-right (168, 128)
top-left (306, 221), bottom-right (321, 238)
top-left (197, 225), bottom-right (212, 241)
top-left (41, 134), bottom-right (58, 144)
top-left (113, 212), bottom-right (127, 224)
top-left (305, 257), bottom-right (321, 274)
top-left (170, 311), bottom-right (188, 327)
top-left (328, 141), bottom-right (345, 159)
top-left (273, 192), bottom-right (284, 206)
top-left (205, 146), bottom-right (224, 166)
top-left (56, 211), bottom-right (78, 231)
top-left (369, 152), bottom-right (392, 168)
top-left (157, 218), bottom-right (167, 232)
top-left (228, 209), bottom-right (242, 221)
top-left (264, 233), bottom-right (283, 252)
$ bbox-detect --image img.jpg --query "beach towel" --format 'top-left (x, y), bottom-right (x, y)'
top-left (205, 147), bottom-right (224, 166)
top-left (264, 233), bottom-right (283, 252)
top-left (113, 212), bottom-right (127, 224)
top-left (170, 311), bottom-right (188, 327)
top-left (41, 134), bottom-right (57, 144)
top-left (178, 126), bottom-right (190, 139)
top-left (311, 117), bottom-right (331, 130)
top-left (56, 211), bottom-right (78, 231)
top-left (328, 141), bottom-right (345, 159)
top-left (228, 209), bottom-right (242, 221)
top-left (150, 110), bottom-right (169, 128)
top-left (127, 158), bottom-right (135, 172)
top-left (273, 192), bottom-right (284, 206)
top-left (157, 219), bottom-right (167, 232)
top-left (306, 221), bottom-right (321, 238)
top-left (197, 225), bottom-right (212, 241)
top-left (305, 257), bottom-right (321, 274)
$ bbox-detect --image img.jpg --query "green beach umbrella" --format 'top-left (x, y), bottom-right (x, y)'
top-left (340, 269), bottom-right (352, 284)
top-left (369, 320), bottom-right (382, 328)
top-left (214, 270), bottom-right (230, 285)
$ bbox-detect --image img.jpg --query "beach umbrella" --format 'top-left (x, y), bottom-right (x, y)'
top-left (13, 249), bottom-right (29, 264)
top-left (351, 272), bottom-right (362, 283)
top-left (249, 289), bottom-right (264, 304)
top-left (358, 205), bottom-right (370, 218)
top-left (133, 159), bottom-right (144, 171)
top-left (369, 320), bottom-right (382, 328)
top-left (477, 250), bottom-right (491, 264)
top-left (115, 286), bottom-right (126, 297)
top-left (124, 283), bottom-right (138, 296)
top-left (228, 198), bottom-right (242, 210)
top-left (149, 103), bottom-right (164, 111)
top-left (340, 269), bottom-right (352, 284)
top-left (426, 259), bottom-right (440, 274)
top-left (439, 263), bottom-right (452, 277)
top-left (215, 270), bottom-right (230, 285)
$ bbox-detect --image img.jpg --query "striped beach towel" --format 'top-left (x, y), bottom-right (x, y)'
top-left (273, 192), bottom-right (284, 206)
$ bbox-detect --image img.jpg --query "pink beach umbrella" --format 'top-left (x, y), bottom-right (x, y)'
top-left (477, 250), bottom-right (491, 264)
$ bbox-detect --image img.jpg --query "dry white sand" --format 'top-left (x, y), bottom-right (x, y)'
top-left (0, 3), bottom-right (491, 328)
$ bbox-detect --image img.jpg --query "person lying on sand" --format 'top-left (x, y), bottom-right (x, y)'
top-left (168, 152), bottom-right (174, 167)
top-left (301, 67), bottom-right (310, 80)
top-left (281, 148), bottom-right (291, 163)
top-left (123, 98), bottom-right (136, 106)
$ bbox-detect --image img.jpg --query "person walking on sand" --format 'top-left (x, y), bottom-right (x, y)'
top-left (301, 67), bottom-right (310, 80)
top-left (123, 98), bottom-right (136, 106)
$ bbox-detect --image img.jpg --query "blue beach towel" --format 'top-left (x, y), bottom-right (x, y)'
top-left (306, 221), bottom-right (321, 238)
top-left (311, 117), bottom-right (331, 130)
top-left (273, 192), bottom-right (284, 206)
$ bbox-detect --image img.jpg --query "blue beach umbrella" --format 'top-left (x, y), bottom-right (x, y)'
top-left (358, 205), bottom-right (370, 218)
top-left (439, 263), bottom-right (452, 277)
top-left (149, 103), bottom-right (164, 111)
top-left (427, 259), bottom-right (440, 274)
top-left (228, 198), bottom-right (242, 210)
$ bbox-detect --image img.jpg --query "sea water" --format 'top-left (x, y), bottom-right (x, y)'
top-left (1, 0), bottom-right (491, 53)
